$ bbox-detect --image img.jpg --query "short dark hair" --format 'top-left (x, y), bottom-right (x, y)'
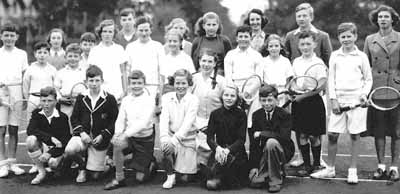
top-left (135, 16), bottom-right (152, 28)
top-left (40, 86), bottom-right (57, 99)
top-left (46, 28), bottom-right (67, 48)
top-left (337, 22), bottom-right (357, 36)
top-left (86, 65), bottom-right (103, 79)
top-left (369, 4), bottom-right (400, 27)
top-left (243, 9), bottom-right (269, 29)
top-left (119, 7), bottom-right (135, 17)
top-left (259, 84), bottom-right (278, 98)
top-left (65, 43), bottom-right (82, 55)
top-left (235, 25), bottom-right (252, 37)
top-left (128, 70), bottom-right (146, 83)
top-left (80, 32), bottom-right (96, 43)
top-left (33, 41), bottom-right (50, 52)
top-left (0, 22), bottom-right (18, 34)
top-left (298, 31), bottom-right (316, 41)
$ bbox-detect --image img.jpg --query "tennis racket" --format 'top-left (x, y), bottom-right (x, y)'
top-left (59, 82), bottom-right (87, 106)
top-left (241, 75), bottom-right (264, 103)
top-left (280, 76), bottom-right (319, 108)
top-left (339, 86), bottom-right (400, 112)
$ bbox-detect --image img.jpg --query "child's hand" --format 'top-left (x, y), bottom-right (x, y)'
top-left (80, 132), bottom-right (92, 144)
top-left (92, 135), bottom-right (103, 146)
top-left (359, 95), bottom-right (368, 107)
top-left (249, 168), bottom-right (259, 180)
top-left (254, 131), bottom-right (261, 138)
top-left (51, 137), bottom-right (62, 148)
top-left (331, 99), bottom-right (341, 114)
top-left (38, 153), bottom-right (51, 163)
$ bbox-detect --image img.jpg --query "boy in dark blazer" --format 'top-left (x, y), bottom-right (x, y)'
top-left (64, 65), bottom-right (119, 183)
top-left (248, 85), bottom-right (294, 193)
top-left (26, 86), bottom-right (71, 185)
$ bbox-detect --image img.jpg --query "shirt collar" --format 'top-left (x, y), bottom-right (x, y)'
top-left (83, 88), bottom-right (107, 99)
top-left (337, 46), bottom-right (361, 56)
top-left (39, 109), bottom-right (60, 119)
top-left (50, 49), bottom-right (65, 57)
top-left (64, 65), bottom-right (81, 71)
top-left (294, 25), bottom-right (318, 35)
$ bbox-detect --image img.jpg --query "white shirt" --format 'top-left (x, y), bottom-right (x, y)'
top-left (293, 25), bottom-right (319, 35)
top-left (114, 92), bottom-right (155, 138)
top-left (23, 62), bottom-right (57, 97)
top-left (87, 42), bottom-right (128, 98)
top-left (328, 47), bottom-right (372, 101)
top-left (292, 54), bottom-right (327, 80)
top-left (55, 66), bottom-right (85, 97)
top-left (79, 53), bottom-right (90, 72)
top-left (126, 39), bottom-right (164, 85)
top-left (263, 55), bottom-right (294, 90)
top-left (160, 51), bottom-right (195, 80)
top-left (224, 47), bottom-right (263, 88)
top-left (0, 47), bottom-right (28, 85)
top-left (82, 88), bottom-right (107, 109)
top-left (39, 109), bottom-right (60, 124)
top-left (192, 73), bottom-right (225, 129)
top-left (159, 92), bottom-right (199, 144)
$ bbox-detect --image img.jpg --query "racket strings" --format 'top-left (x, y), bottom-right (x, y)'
top-left (242, 76), bottom-right (262, 102)
top-left (288, 76), bottom-right (318, 94)
top-left (370, 88), bottom-right (400, 109)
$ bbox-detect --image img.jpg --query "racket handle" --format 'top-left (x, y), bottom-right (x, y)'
top-left (339, 106), bottom-right (351, 112)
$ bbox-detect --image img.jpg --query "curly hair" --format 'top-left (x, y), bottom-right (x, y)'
top-left (368, 4), bottom-right (400, 27)
top-left (46, 28), bottom-right (67, 49)
top-left (165, 18), bottom-right (190, 40)
top-left (243, 9), bottom-right (269, 29)
top-left (94, 19), bottom-right (117, 40)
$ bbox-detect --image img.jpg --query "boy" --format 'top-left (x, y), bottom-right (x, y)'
top-left (79, 32), bottom-right (96, 71)
top-left (311, 23), bottom-right (372, 184)
top-left (55, 43), bottom-right (85, 117)
top-left (285, 4), bottom-right (332, 167)
top-left (25, 86), bottom-right (71, 184)
top-left (23, 42), bottom-right (57, 115)
top-left (291, 32), bottom-right (327, 176)
top-left (249, 85), bottom-right (294, 193)
top-left (115, 8), bottom-right (136, 48)
top-left (159, 69), bottom-right (199, 189)
top-left (0, 23), bottom-right (28, 177)
top-left (104, 70), bottom-right (156, 190)
top-left (284, 2), bottom-right (332, 65)
top-left (125, 16), bottom-right (164, 98)
top-left (224, 25), bottom-right (263, 129)
top-left (64, 65), bottom-right (118, 183)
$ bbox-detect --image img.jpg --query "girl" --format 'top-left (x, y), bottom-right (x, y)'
top-left (205, 84), bottom-right (248, 190)
top-left (87, 19), bottom-right (128, 101)
top-left (192, 49), bottom-right (225, 167)
top-left (261, 34), bottom-right (293, 106)
top-left (159, 69), bottom-right (199, 189)
top-left (191, 12), bottom-right (232, 73)
top-left (46, 28), bottom-right (67, 70)
top-left (164, 18), bottom-right (192, 55)
top-left (243, 9), bottom-right (269, 52)
top-left (161, 29), bottom-right (195, 82)
top-left (364, 5), bottom-right (400, 182)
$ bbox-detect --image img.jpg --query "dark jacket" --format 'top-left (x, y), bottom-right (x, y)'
top-left (27, 109), bottom-right (71, 157)
top-left (248, 107), bottom-right (294, 169)
top-left (71, 91), bottom-right (119, 150)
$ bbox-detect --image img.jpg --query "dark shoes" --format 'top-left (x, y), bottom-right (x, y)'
top-left (388, 170), bottom-right (400, 182)
top-left (104, 179), bottom-right (126, 190)
top-left (372, 168), bottom-right (387, 180)
top-left (268, 184), bottom-right (281, 193)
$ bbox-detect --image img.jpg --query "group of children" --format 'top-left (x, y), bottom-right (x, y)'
top-left (0, 2), bottom-right (399, 193)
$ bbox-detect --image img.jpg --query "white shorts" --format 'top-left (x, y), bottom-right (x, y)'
top-left (328, 101), bottom-right (367, 134)
top-left (66, 136), bottom-right (107, 171)
top-left (0, 86), bottom-right (22, 126)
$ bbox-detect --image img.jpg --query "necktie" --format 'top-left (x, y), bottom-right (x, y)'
top-left (267, 112), bottom-right (271, 121)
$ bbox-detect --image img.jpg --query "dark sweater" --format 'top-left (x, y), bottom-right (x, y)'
top-left (70, 91), bottom-right (119, 150)
top-left (27, 109), bottom-right (71, 157)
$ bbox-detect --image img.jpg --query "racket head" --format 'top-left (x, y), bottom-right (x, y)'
top-left (241, 75), bottom-right (263, 103)
top-left (304, 62), bottom-right (327, 78)
top-left (70, 82), bottom-right (88, 98)
top-left (369, 86), bottom-right (400, 111)
top-left (287, 76), bottom-right (318, 95)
